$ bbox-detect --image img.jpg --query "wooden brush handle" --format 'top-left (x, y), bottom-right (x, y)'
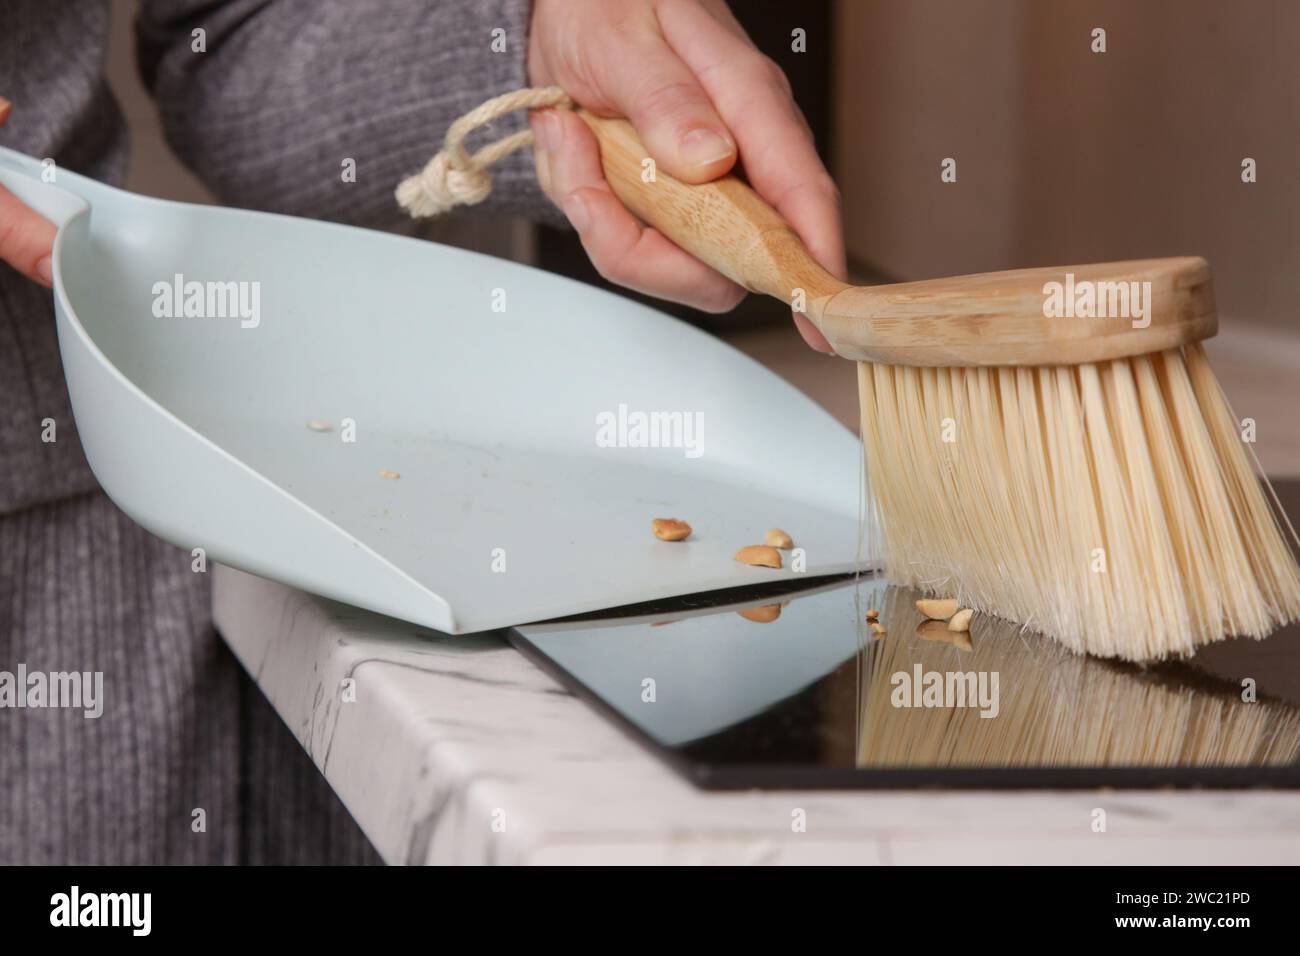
top-left (578, 111), bottom-right (850, 304)
top-left (581, 110), bottom-right (1218, 367)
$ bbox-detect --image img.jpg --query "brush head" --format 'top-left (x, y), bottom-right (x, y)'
top-left (817, 258), bottom-right (1218, 367)
top-left (858, 345), bottom-right (1300, 661)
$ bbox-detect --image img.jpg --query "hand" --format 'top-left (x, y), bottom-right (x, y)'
top-left (0, 97), bottom-right (56, 288)
top-left (527, 0), bottom-right (842, 352)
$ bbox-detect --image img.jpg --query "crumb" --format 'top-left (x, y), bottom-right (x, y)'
top-left (652, 518), bottom-right (692, 541)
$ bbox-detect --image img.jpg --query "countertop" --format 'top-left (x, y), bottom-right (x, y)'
top-left (213, 564), bottom-right (1300, 865)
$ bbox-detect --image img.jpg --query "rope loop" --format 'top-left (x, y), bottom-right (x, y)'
top-left (396, 86), bottom-right (574, 218)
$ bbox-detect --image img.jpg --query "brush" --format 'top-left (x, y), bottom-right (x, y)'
top-left (581, 112), bottom-right (1300, 661)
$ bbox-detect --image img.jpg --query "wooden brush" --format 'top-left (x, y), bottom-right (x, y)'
top-left (583, 112), bottom-right (1300, 661)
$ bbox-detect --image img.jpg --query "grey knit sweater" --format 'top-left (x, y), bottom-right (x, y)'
top-left (0, 0), bottom-right (547, 863)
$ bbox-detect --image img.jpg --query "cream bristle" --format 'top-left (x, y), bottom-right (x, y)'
top-left (858, 347), bottom-right (1300, 661)
top-left (857, 587), bottom-right (1300, 766)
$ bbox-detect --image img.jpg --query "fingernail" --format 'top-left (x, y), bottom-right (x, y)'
top-left (678, 128), bottom-right (735, 169)
top-left (35, 256), bottom-right (53, 287)
top-left (562, 193), bottom-right (589, 232)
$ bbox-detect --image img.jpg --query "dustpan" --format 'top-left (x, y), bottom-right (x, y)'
top-left (0, 146), bottom-right (870, 633)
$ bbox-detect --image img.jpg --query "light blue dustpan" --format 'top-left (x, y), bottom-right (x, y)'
top-left (0, 146), bottom-right (872, 633)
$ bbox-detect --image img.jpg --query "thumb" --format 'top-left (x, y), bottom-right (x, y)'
top-left (0, 182), bottom-right (57, 288)
top-left (597, 39), bottom-right (736, 184)
top-left (0, 96), bottom-right (57, 288)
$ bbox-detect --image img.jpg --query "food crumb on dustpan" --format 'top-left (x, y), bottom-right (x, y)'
top-left (734, 545), bottom-right (781, 569)
top-left (764, 528), bottom-right (794, 549)
top-left (652, 518), bottom-right (692, 541)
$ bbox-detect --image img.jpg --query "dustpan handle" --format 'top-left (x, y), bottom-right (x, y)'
top-left (0, 146), bottom-right (91, 228)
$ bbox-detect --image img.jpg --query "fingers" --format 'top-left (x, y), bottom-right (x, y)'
top-left (525, 2), bottom-right (838, 345)
top-left (659, 2), bottom-right (844, 275)
top-left (0, 96), bottom-right (56, 288)
top-left (0, 185), bottom-right (56, 288)
top-left (793, 313), bottom-right (834, 353)
top-left (587, 17), bottom-right (737, 184)
top-left (657, 0), bottom-right (845, 351)
top-left (531, 108), bottom-right (745, 313)
top-left (696, 0), bottom-right (750, 42)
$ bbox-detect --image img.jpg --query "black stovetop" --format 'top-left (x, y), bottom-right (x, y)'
top-left (510, 482), bottom-right (1300, 790)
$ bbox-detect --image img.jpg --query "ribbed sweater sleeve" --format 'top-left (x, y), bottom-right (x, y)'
top-left (135, 0), bottom-right (554, 227)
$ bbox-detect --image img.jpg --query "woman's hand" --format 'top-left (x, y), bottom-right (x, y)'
top-left (527, 0), bottom-right (842, 352)
top-left (0, 97), bottom-right (56, 288)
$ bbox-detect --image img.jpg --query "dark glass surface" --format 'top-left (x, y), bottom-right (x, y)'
top-left (510, 483), bottom-right (1300, 790)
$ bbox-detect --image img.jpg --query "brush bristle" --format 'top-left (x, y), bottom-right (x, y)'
top-left (858, 344), bottom-right (1300, 661)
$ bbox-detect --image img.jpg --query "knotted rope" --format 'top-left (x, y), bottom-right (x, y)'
top-left (395, 86), bottom-right (574, 218)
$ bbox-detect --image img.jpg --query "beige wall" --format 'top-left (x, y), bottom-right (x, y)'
top-left (835, 0), bottom-right (1300, 329)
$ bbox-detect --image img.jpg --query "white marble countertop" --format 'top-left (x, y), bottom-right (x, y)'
top-left (214, 564), bottom-right (1300, 865)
